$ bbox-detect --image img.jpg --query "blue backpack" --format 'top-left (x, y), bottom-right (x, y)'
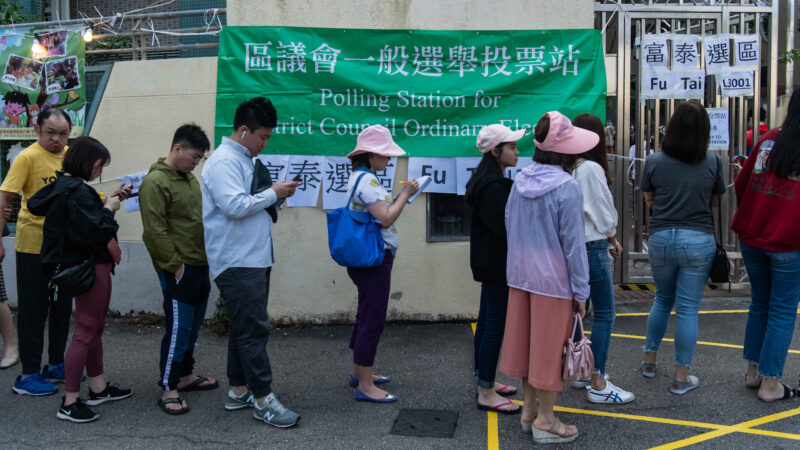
top-left (326, 172), bottom-right (386, 268)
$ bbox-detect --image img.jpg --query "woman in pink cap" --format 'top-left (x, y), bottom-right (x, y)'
top-left (465, 123), bottom-right (524, 415)
top-left (345, 125), bottom-right (418, 403)
top-left (500, 111), bottom-right (593, 444)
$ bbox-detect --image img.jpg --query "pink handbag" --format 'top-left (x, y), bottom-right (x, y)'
top-left (562, 311), bottom-right (594, 382)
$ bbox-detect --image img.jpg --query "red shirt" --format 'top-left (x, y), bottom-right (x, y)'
top-left (731, 128), bottom-right (800, 252)
top-left (746, 123), bottom-right (769, 148)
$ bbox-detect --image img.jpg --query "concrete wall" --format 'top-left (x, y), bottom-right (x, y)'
top-left (4, 0), bottom-right (595, 322)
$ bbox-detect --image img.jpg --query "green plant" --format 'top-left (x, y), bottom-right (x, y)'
top-left (207, 296), bottom-right (230, 335)
top-left (0, 0), bottom-right (37, 25)
top-left (86, 36), bottom-right (134, 65)
top-left (778, 49), bottom-right (800, 65)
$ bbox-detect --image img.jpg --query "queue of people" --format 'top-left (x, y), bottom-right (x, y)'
top-left (0, 91), bottom-right (798, 442)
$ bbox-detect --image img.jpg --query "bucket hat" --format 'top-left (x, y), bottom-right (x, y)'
top-left (347, 125), bottom-right (406, 159)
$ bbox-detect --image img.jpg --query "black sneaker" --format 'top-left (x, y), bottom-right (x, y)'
top-left (56, 397), bottom-right (99, 423)
top-left (86, 383), bottom-right (132, 406)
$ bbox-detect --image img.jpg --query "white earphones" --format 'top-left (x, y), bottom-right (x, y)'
top-left (241, 130), bottom-right (246, 139)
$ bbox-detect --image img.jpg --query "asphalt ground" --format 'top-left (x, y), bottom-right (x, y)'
top-left (2, 291), bottom-right (800, 449)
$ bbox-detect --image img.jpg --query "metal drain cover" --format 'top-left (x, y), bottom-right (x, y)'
top-left (390, 409), bottom-right (459, 438)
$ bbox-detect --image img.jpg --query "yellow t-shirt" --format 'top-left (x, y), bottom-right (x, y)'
top-left (0, 142), bottom-right (66, 254)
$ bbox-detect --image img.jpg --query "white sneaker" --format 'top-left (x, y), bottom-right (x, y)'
top-left (570, 373), bottom-right (608, 390)
top-left (587, 380), bottom-right (635, 404)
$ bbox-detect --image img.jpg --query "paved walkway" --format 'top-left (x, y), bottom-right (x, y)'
top-left (2, 292), bottom-right (800, 449)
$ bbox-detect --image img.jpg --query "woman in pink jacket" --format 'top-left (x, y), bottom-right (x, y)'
top-left (500, 111), bottom-right (594, 444)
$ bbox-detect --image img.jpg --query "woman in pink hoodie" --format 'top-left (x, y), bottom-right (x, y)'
top-left (500, 111), bottom-right (595, 444)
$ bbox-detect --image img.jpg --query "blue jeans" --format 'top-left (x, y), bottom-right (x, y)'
top-left (473, 283), bottom-right (509, 388)
top-left (585, 240), bottom-right (616, 375)
top-left (644, 229), bottom-right (715, 368)
top-left (741, 242), bottom-right (800, 379)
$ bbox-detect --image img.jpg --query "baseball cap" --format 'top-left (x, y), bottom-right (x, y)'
top-left (476, 124), bottom-right (526, 154)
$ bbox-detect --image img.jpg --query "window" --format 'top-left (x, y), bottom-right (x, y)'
top-left (426, 194), bottom-right (471, 242)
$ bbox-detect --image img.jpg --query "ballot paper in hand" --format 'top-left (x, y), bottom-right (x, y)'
top-left (406, 175), bottom-right (432, 203)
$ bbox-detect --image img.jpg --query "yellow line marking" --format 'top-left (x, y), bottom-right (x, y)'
top-left (585, 331), bottom-right (800, 354)
top-left (617, 310), bottom-right (800, 317)
top-left (649, 407), bottom-right (800, 449)
top-left (472, 322), bottom-right (500, 450)
top-left (487, 411), bottom-right (499, 450)
top-left (509, 400), bottom-right (800, 442)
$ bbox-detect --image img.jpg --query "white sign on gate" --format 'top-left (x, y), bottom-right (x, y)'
top-left (707, 107), bottom-right (730, 151)
top-left (640, 69), bottom-right (705, 100)
top-left (718, 71), bottom-right (755, 97)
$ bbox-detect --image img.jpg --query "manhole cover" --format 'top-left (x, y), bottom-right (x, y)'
top-left (390, 409), bottom-right (459, 438)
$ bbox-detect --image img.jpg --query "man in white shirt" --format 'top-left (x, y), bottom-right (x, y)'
top-left (201, 97), bottom-right (299, 428)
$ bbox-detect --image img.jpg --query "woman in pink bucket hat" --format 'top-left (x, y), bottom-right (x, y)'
top-left (499, 111), bottom-right (593, 444)
top-left (344, 125), bottom-right (418, 403)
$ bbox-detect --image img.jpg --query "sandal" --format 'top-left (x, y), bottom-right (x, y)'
top-left (0, 354), bottom-right (19, 369)
top-left (157, 397), bottom-right (190, 415)
top-left (477, 399), bottom-right (520, 415)
top-left (178, 376), bottom-right (219, 392)
top-left (495, 384), bottom-right (517, 397)
top-left (532, 419), bottom-right (579, 444)
top-left (758, 384), bottom-right (797, 402)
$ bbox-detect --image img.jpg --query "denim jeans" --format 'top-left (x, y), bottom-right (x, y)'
top-left (585, 240), bottom-right (616, 376)
top-left (644, 229), bottom-right (715, 368)
top-left (740, 242), bottom-right (800, 379)
top-left (473, 283), bottom-right (509, 388)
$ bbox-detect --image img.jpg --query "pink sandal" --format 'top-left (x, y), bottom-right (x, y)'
top-left (495, 384), bottom-right (517, 397)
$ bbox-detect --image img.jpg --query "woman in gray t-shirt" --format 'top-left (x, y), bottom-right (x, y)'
top-left (639, 100), bottom-right (726, 395)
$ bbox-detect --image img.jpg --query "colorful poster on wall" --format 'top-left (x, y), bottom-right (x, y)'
top-left (0, 28), bottom-right (85, 140)
top-left (215, 26), bottom-right (607, 157)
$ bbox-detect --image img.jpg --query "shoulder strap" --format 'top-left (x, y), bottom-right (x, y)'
top-left (347, 172), bottom-right (369, 209)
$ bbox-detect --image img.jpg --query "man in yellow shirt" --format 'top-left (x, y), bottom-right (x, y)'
top-left (0, 109), bottom-right (73, 396)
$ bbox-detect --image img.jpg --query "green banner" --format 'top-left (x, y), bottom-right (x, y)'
top-left (216, 26), bottom-right (606, 157)
top-left (0, 28), bottom-right (86, 139)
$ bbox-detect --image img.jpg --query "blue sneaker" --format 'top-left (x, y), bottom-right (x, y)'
top-left (42, 363), bottom-right (85, 384)
top-left (13, 373), bottom-right (58, 396)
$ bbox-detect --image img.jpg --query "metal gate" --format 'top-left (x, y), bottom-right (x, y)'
top-left (594, 0), bottom-right (781, 284)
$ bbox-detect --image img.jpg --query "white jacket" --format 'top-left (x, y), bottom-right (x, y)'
top-left (572, 160), bottom-right (617, 243)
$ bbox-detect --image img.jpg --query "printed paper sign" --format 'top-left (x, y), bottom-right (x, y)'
top-left (120, 171), bottom-right (148, 213)
top-left (456, 157), bottom-right (482, 195)
top-left (374, 157), bottom-right (397, 196)
top-left (718, 71), bottom-right (754, 97)
top-left (321, 156), bottom-right (351, 210)
top-left (641, 35), bottom-right (669, 69)
top-left (408, 157), bottom-right (457, 194)
top-left (255, 154), bottom-right (290, 181)
top-left (733, 35), bottom-right (759, 70)
top-left (640, 69), bottom-right (704, 100)
top-left (703, 35), bottom-right (731, 75)
top-left (671, 35), bottom-right (700, 69)
top-left (707, 107), bottom-right (730, 151)
top-left (286, 155), bottom-right (324, 207)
